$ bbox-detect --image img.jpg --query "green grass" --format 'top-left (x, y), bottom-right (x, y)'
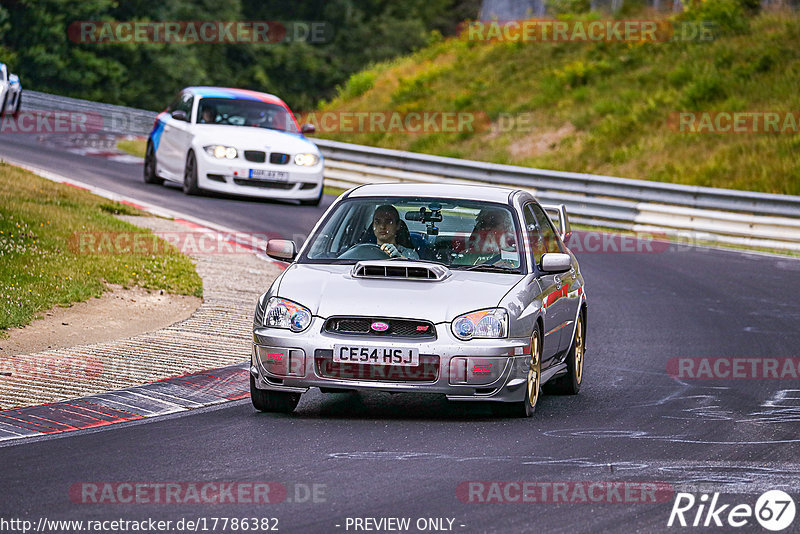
top-left (313, 8), bottom-right (800, 195)
top-left (0, 163), bottom-right (202, 332)
top-left (116, 138), bottom-right (146, 158)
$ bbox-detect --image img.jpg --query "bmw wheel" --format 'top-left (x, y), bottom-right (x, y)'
top-left (143, 141), bottom-right (164, 184)
top-left (182, 150), bottom-right (200, 195)
top-left (11, 93), bottom-right (20, 117)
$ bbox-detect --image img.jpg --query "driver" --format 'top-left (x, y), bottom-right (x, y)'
top-left (372, 205), bottom-right (419, 260)
top-left (200, 105), bottom-right (216, 124)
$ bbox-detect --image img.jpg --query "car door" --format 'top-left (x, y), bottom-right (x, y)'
top-left (159, 92), bottom-right (194, 178)
top-left (524, 203), bottom-right (572, 362)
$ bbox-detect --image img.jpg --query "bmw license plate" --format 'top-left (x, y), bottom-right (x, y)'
top-left (248, 169), bottom-right (288, 180)
top-left (333, 345), bottom-right (419, 367)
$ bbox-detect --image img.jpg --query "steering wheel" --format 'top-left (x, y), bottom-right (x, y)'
top-left (338, 243), bottom-right (390, 260)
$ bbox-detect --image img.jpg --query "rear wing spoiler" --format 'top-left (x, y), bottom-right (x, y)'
top-left (541, 203), bottom-right (571, 241)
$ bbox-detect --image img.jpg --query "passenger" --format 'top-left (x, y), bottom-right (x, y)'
top-left (468, 208), bottom-right (518, 267)
top-left (372, 205), bottom-right (419, 260)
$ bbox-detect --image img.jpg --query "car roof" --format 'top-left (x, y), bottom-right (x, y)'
top-left (184, 86), bottom-right (288, 107)
top-left (346, 183), bottom-right (518, 204)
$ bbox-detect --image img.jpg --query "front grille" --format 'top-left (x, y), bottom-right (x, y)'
top-left (244, 151), bottom-right (266, 163)
top-left (324, 317), bottom-right (436, 339)
top-left (233, 178), bottom-right (295, 190)
top-left (315, 350), bottom-right (439, 382)
top-left (206, 173), bottom-right (226, 183)
top-left (270, 152), bottom-right (290, 165)
top-left (299, 182), bottom-right (317, 190)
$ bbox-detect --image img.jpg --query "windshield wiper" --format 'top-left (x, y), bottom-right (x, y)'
top-left (460, 263), bottom-right (518, 273)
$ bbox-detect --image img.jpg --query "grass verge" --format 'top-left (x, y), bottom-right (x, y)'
top-left (314, 9), bottom-right (800, 195)
top-left (0, 162), bottom-right (202, 332)
top-left (116, 137), bottom-right (146, 158)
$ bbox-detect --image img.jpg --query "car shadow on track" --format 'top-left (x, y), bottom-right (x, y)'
top-left (251, 390), bottom-right (561, 422)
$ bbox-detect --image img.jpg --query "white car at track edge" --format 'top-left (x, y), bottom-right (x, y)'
top-left (144, 86), bottom-right (324, 205)
top-left (0, 62), bottom-right (22, 117)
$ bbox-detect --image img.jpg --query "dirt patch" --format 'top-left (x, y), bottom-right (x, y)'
top-left (0, 285), bottom-right (201, 357)
top-left (508, 123), bottom-right (578, 159)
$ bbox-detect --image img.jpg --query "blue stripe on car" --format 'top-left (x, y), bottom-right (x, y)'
top-left (149, 113), bottom-right (167, 151)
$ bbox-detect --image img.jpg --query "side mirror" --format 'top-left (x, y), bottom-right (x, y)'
top-left (266, 239), bottom-right (297, 262)
top-left (171, 110), bottom-right (188, 122)
top-left (300, 123), bottom-right (316, 134)
top-left (540, 253), bottom-right (571, 273)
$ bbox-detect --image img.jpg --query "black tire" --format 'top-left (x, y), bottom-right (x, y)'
top-left (250, 375), bottom-right (301, 413)
top-left (299, 185), bottom-right (323, 206)
top-left (11, 93), bottom-right (20, 117)
top-left (493, 327), bottom-right (542, 418)
top-left (545, 311), bottom-right (585, 395)
top-left (0, 92), bottom-right (7, 117)
top-left (143, 141), bottom-right (164, 184)
top-left (182, 150), bottom-right (200, 195)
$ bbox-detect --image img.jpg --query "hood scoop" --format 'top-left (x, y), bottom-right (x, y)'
top-left (352, 260), bottom-right (451, 282)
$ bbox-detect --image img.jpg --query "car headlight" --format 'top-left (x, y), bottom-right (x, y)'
top-left (263, 297), bottom-right (312, 332)
top-left (204, 145), bottom-right (238, 159)
top-left (452, 308), bottom-right (508, 340)
top-left (294, 153), bottom-right (319, 166)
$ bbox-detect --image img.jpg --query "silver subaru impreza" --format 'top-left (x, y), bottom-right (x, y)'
top-left (251, 183), bottom-right (587, 417)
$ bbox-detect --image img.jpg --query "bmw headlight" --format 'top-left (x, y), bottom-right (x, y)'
top-left (452, 308), bottom-right (508, 340)
top-left (263, 297), bottom-right (312, 332)
top-left (204, 145), bottom-right (238, 159)
top-left (294, 153), bottom-right (319, 166)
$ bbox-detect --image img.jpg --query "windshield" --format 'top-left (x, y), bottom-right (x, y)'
top-left (196, 97), bottom-right (298, 133)
top-left (301, 197), bottom-right (524, 272)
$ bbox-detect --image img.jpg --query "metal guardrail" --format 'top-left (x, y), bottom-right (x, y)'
top-left (314, 139), bottom-right (800, 251)
top-left (20, 91), bottom-right (800, 251)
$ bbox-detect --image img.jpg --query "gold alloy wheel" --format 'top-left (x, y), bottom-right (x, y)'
top-left (574, 317), bottom-right (584, 385)
top-left (527, 331), bottom-right (541, 408)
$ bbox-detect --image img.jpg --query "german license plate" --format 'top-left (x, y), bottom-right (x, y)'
top-left (333, 345), bottom-right (419, 367)
top-left (249, 169), bottom-right (288, 180)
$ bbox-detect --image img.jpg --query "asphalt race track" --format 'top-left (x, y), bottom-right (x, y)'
top-left (1, 128), bottom-right (799, 533)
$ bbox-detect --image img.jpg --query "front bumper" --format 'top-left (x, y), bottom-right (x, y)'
top-left (197, 151), bottom-right (323, 200)
top-left (250, 319), bottom-right (533, 403)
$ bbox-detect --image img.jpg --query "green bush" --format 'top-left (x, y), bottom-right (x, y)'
top-left (680, 0), bottom-right (750, 35)
top-left (337, 71), bottom-right (377, 101)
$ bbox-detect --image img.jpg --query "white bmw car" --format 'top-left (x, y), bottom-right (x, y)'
top-left (0, 62), bottom-right (22, 117)
top-left (144, 87), bottom-right (324, 205)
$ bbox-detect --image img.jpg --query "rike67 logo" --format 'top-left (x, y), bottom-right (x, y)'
top-left (668, 490), bottom-right (796, 531)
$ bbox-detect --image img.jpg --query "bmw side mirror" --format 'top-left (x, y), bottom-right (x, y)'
top-left (266, 239), bottom-right (297, 262)
top-left (300, 123), bottom-right (316, 134)
top-left (540, 253), bottom-right (571, 273)
top-left (171, 110), bottom-right (188, 122)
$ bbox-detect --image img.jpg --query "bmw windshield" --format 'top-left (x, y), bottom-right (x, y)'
top-left (300, 197), bottom-right (525, 272)
top-left (196, 97), bottom-right (298, 133)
